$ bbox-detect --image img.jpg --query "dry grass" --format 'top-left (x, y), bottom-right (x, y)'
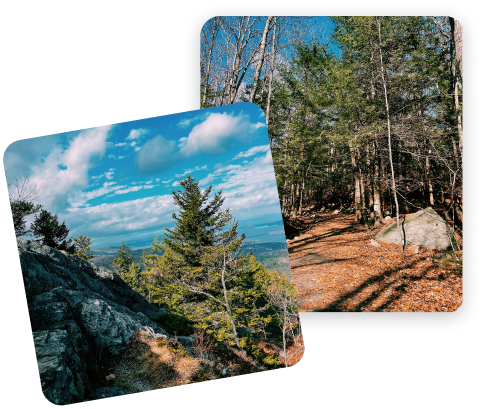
top-left (89, 331), bottom-right (304, 393)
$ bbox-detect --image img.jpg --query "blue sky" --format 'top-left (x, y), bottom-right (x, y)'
top-left (4, 103), bottom-right (284, 248)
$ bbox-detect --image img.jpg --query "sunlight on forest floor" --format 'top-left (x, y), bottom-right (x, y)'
top-left (288, 213), bottom-right (462, 312)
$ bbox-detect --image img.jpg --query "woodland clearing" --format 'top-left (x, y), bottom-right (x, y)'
top-left (287, 212), bottom-right (462, 312)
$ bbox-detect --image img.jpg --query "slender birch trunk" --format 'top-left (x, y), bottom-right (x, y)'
top-left (377, 18), bottom-right (403, 253)
top-left (265, 18), bottom-right (278, 124)
top-left (249, 16), bottom-right (273, 103)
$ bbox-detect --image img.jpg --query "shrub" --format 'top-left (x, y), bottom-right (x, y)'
top-left (153, 312), bottom-right (195, 337)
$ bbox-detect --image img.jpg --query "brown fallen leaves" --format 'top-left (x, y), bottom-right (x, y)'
top-left (288, 212), bottom-right (462, 312)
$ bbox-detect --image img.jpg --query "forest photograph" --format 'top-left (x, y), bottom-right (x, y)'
top-left (200, 16), bottom-right (463, 312)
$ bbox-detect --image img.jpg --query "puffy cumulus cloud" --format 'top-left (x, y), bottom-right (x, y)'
top-left (127, 128), bottom-right (148, 140)
top-left (180, 113), bottom-right (255, 156)
top-left (251, 122), bottom-right (266, 130)
top-left (232, 144), bottom-right (270, 160)
top-left (134, 135), bottom-right (177, 174)
top-left (28, 126), bottom-right (111, 213)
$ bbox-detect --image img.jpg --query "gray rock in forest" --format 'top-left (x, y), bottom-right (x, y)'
top-left (385, 215), bottom-right (392, 221)
top-left (374, 208), bottom-right (455, 250)
top-left (17, 239), bottom-right (178, 404)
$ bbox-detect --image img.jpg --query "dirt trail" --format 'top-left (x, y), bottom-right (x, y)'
top-left (287, 212), bottom-right (462, 312)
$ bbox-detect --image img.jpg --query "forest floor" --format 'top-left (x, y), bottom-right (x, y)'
top-left (287, 212), bottom-right (462, 312)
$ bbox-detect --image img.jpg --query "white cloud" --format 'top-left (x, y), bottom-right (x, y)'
top-left (155, 178), bottom-right (161, 182)
top-left (29, 126), bottom-right (111, 213)
top-left (172, 181), bottom-right (180, 187)
top-left (162, 178), bottom-right (172, 183)
top-left (127, 128), bottom-right (148, 140)
top-left (232, 144), bottom-right (270, 160)
top-left (180, 112), bottom-right (255, 156)
top-left (115, 142), bottom-right (126, 147)
top-left (199, 174), bottom-right (216, 186)
top-left (177, 112), bottom-right (210, 129)
top-left (251, 122), bottom-right (266, 130)
top-left (65, 194), bottom-right (178, 239)
top-left (175, 165), bottom-right (207, 178)
top-left (135, 147), bottom-right (140, 151)
top-left (214, 151), bottom-right (278, 212)
top-left (134, 135), bottom-right (177, 173)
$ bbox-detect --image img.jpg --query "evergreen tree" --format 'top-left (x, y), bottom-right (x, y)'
top-left (154, 176), bottom-right (271, 348)
top-left (72, 234), bottom-right (95, 261)
top-left (30, 209), bottom-right (75, 253)
top-left (163, 175), bottom-right (225, 267)
top-left (111, 242), bottom-right (136, 276)
top-left (10, 200), bottom-right (42, 237)
top-left (122, 262), bottom-right (143, 292)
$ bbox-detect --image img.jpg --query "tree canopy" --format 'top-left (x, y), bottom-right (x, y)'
top-left (30, 209), bottom-right (75, 253)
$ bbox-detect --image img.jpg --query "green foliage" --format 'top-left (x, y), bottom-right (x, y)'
top-left (121, 261), bottom-right (143, 290)
top-left (240, 336), bottom-right (280, 368)
top-left (30, 209), bottom-right (75, 253)
top-left (163, 175), bottom-right (225, 267)
top-left (144, 176), bottom-right (274, 347)
top-left (72, 234), bottom-right (95, 261)
top-left (152, 311), bottom-right (195, 337)
top-left (10, 200), bottom-right (42, 237)
top-left (111, 242), bottom-right (135, 276)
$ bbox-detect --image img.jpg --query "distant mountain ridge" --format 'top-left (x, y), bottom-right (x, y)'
top-left (90, 242), bottom-right (292, 277)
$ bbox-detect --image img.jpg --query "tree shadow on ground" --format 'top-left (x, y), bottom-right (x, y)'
top-left (311, 257), bottom-right (458, 312)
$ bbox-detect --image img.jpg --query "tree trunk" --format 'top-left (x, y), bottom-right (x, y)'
top-left (265, 18), bottom-right (278, 124)
top-left (426, 149), bottom-right (434, 206)
top-left (221, 254), bottom-right (241, 348)
top-left (249, 16), bottom-right (273, 103)
top-left (201, 18), bottom-right (220, 107)
top-left (449, 17), bottom-right (463, 158)
top-left (349, 138), bottom-right (363, 223)
top-left (373, 138), bottom-right (383, 223)
top-left (377, 17), bottom-right (403, 253)
top-left (366, 142), bottom-right (375, 225)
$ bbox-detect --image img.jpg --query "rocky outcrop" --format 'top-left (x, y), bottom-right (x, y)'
top-left (17, 239), bottom-right (182, 404)
top-left (374, 208), bottom-right (455, 250)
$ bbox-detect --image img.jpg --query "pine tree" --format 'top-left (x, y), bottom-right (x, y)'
top-left (30, 209), bottom-right (75, 253)
top-left (73, 234), bottom-right (95, 261)
top-left (122, 262), bottom-right (143, 292)
top-left (163, 175), bottom-right (225, 267)
top-left (10, 200), bottom-right (42, 237)
top-left (155, 176), bottom-right (271, 348)
top-left (111, 242), bottom-right (135, 276)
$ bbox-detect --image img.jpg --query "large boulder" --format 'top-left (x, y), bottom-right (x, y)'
top-left (374, 208), bottom-right (455, 250)
top-left (16, 239), bottom-right (183, 404)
